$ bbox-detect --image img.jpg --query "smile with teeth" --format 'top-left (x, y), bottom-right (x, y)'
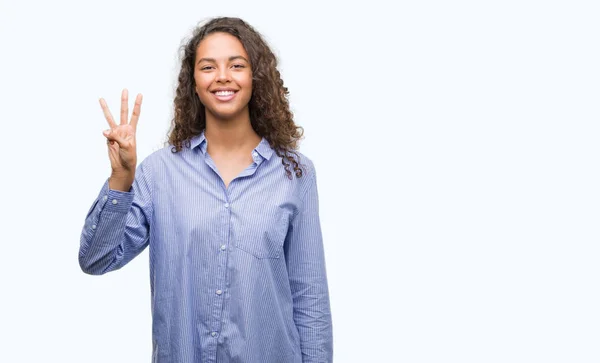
top-left (215, 91), bottom-right (235, 96)
top-left (212, 90), bottom-right (238, 101)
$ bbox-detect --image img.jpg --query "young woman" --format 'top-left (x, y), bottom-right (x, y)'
top-left (79, 17), bottom-right (333, 363)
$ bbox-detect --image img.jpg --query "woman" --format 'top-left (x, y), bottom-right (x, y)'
top-left (79, 17), bottom-right (333, 363)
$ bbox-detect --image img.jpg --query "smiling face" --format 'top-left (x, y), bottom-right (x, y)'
top-left (194, 32), bottom-right (253, 123)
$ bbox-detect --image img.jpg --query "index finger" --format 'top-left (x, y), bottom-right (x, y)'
top-left (120, 88), bottom-right (129, 125)
top-left (129, 93), bottom-right (143, 129)
top-left (99, 98), bottom-right (117, 129)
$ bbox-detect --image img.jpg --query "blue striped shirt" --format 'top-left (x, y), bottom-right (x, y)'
top-left (78, 131), bottom-right (333, 363)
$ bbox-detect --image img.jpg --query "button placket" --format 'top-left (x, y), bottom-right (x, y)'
top-left (207, 195), bottom-right (231, 348)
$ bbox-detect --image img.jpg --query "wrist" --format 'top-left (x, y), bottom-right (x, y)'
top-left (109, 172), bottom-right (134, 192)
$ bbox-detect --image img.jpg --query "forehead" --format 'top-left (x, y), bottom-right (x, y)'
top-left (196, 32), bottom-right (248, 60)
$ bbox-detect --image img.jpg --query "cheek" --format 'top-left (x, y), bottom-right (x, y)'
top-left (238, 74), bottom-right (253, 93)
top-left (193, 75), bottom-right (200, 94)
top-left (245, 73), bottom-right (253, 89)
top-left (194, 73), bottom-right (210, 92)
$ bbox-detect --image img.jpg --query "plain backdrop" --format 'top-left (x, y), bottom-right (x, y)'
top-left (1, 0), bottom-right (599, 362)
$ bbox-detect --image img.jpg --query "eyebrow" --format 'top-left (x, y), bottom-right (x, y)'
top-left (197, 56), bottom-right (249, 65)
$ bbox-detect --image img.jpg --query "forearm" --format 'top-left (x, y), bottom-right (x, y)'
top-left (79, 181), bottom-right (133, 274)
top-left (79, 179), bottom-right (149, 275)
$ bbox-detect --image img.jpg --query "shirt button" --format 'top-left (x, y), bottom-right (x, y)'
top-left (220, 245), bottom-right (226, 251)
top-left (112, 199), bottom-right (118, 205)
top-left (224, 203), bottom-right (229, 208)
top-left (211, 332), bottom-right (218, 337)
top-left (216, 289), bottom-right (223, 295)
top-left (92, 224), bottom-right (97, 230)
top-left (252, 152), bottom-right (258, 157)
top-left (103, 195), bottom-right (108, 201)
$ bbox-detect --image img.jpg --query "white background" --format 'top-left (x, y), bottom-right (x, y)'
top-left (1, 0), bottom-right (599, 362)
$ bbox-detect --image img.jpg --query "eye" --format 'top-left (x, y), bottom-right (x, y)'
top-left (232, 64), bottom-right (245, 69)
top-left (200, 65), bottom-right (214, 71)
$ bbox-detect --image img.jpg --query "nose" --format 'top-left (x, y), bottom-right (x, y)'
top-left (216, 67), bottom-right (230, 83)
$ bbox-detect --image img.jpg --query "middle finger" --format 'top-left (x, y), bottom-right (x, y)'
top-left (120, 88), bottom-right (129, 125)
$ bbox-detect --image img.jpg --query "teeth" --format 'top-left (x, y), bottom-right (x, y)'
top-left (215, 91), bottom-right (235, 96)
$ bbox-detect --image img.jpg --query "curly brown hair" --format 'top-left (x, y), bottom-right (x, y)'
top-left (167, 17), bottom-right (305, 179)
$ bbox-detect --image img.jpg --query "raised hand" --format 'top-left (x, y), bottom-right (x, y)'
top-left (100, 89), bottom-right (143, 191)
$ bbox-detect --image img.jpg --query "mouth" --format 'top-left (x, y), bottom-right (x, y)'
top-left (211, 90), bottom-right (238, 102)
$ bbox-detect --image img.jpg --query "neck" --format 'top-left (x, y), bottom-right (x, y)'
top-left (204, 115), bottom-right (261, 154)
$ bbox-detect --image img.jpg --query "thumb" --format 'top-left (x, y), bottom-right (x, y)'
top-left (103, 129), bottom-right (115, 146)
top-left (103, 129), bottom-right (129, 149)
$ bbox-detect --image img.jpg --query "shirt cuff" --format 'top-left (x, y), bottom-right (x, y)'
top-left (96, 179), bottom-right (135, 214)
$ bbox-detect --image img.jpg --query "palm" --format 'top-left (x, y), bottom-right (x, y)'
top-left (99, 89), bottom-right (143, 173)
top-left (107, 124), bottom-right (136, 171)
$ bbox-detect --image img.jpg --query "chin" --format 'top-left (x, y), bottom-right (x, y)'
top-left (206, 106), bottom-right (248, 119)
top-left (208, 107), bottom-right (248, 121)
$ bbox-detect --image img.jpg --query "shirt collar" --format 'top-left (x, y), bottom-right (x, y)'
top-left (254, 136), bottom-right (274, 160)
top-left (189, 130), bottom-right (274, 160)
top-left (189, 132), bottom-right (206, 150)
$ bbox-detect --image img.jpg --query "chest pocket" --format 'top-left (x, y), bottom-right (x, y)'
top-left (235, 209), bottom-right (290, 259)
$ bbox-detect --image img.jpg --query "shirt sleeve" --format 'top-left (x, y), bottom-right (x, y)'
top-left (284, 165), bottom-right (333, 362)
top-left (78, 160), bottom-right (153, 275)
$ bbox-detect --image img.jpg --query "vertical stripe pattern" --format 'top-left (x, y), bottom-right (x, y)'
top-left (78, 131), bottom-right (333, 363)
